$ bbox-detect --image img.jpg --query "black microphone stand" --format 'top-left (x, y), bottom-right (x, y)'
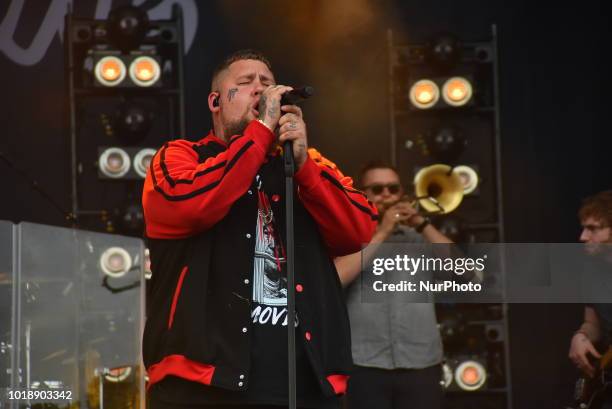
top-left (280, 86), bottom-right (313, 409)
top-left (283, 139), bottom-right (297, 409)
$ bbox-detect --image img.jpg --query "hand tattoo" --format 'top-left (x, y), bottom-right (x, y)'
top-left (259, 95), bottom-right (268, 122)
top-left (227, 88), bottom-right (238, 102)
top-left (267, 102), bottom-right (278, 119)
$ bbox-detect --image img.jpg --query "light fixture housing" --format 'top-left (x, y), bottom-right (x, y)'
top-left (133, 148), bottom-right (156, 178)
top-left (409, 79), bottom-right (440, 109)
top-left (99, 147), bottom-right (131, 178)
top-left (442, 76), bottom-right (473, 107)
top-left (129, 56), bottom-right (161, 87)
top-left (99, 247), bottom-right (132, 278)
top-left (454, 360), bottom-right (487, 391)
top-left (453, 165), bottom-right (479, 195)
top-left (115, 103), bottom-right (154, 144)
top-left (94, 56), bottom-right (126, 87)
top-left (107, 5), bottom-right (149, 52)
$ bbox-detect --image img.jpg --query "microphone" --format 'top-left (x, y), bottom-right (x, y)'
top-left (280, 86), bottom-right (315, 176)
top-left (281, 86), bottom-right (315, 105)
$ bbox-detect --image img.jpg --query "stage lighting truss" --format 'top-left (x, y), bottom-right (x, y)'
top-left (442, 76), bottom-right (473, 107)
top-left (133, 148), bottom-right (156, 178)
top-left (454, 360), bottom-right (487, 391)
top-left (100, 246), bottom-right (132, 278)
top-left (99, 147), bottom-right (131, 178)
top-left (91, 53), bottom-right (162, 88)
top-left (407, 76), bottom-right (474, 110)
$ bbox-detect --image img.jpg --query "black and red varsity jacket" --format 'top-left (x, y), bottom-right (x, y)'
top-left (141, 119), bottom-right (377, 397)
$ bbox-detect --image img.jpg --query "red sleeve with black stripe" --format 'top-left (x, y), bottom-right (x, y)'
top-left (142, 120), bottom-right (275, 239)
top-left (295, 149), bottom-right (378, 257)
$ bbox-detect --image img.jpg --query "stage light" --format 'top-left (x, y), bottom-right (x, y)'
top-left (99, 247), bottom-right (132, 278)
top-left (107, 6), bottom-right (149, 52)
top-left (429, 33), bottom-right (461, 69)
top-left (115, 103), bottom-right (153, 144)
top-left (104, 366), bottom-right (133, 383)
top-left (443, 77), bottom-right (473, 107)
top-left (429, 127), bottom-right (466, 162)
top-left (454, 360), bottom-right (486, 391)
top-left (95, 56), bottom-right (126, 87)
top-left (119, 203), bottom-right (145, 234)
top-left (453, 165), bottom-right (479, 195)
top-left (409, 79), bottom-right (439, 109)
top-left (129, 56), bottom-right (161, 87)
top-left (99, 147), bottom-right (131, 178)
top-left (133, 148), bottom-right (156, 178)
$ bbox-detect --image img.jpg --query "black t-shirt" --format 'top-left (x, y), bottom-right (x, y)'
top-left (150, 180), bottom-right (338, 408)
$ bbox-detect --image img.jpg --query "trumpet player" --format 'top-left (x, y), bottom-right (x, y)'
top-left (335, 161), bottom-right (452, 409)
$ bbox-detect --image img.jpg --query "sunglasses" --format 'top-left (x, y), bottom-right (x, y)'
top-left (364, 183), bottom-right (402, 195)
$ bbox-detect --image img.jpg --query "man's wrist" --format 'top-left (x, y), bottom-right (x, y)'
top-left (576, 324), bottom-right (598, 342)
top-left (575, 330), bottom-right (590, 339)
top-left (415, 217), bottom-right (431, 233)
top-left (373, 226), bottom-right (393, 243)
top-left (256, 118), bottom-right (273, 132)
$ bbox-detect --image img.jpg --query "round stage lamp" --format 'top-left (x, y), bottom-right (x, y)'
top-left (119, 203), bottom-right (145, 234)
top-left (429, 127), bottom-right (466, 162)
top-left (107, 5), bottom-right (149, 52)
top-left (99, 147), bottom-right (131, 178)
top-left (95, 56), bottom-right (126, 87)
top-left (428, 33), bottom-right (461, 69)
top-left (129, 56), bottom-right (160, 87)
top-left (133, 148), bottom-right (156, 178)
top-left (442, 77), bottom-right (473, 107)
top-left (100, 247), bottom-right (132, 278)
top-left (454, 360), bottom-right (486, 391)
top-left (115, 104), bottom-right (152, 144)
top-left (104, 366), bottom-right (133, 383)
top-left (409, 79), bottom-right (439, 109)
top-left (453, 165), bottom-right (479, 195)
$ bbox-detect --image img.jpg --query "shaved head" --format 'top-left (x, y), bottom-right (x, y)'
top-left (211, 49), bottom-right (272, 91)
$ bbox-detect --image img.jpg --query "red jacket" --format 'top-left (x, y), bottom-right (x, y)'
top-left (141, 119), bottom-right (377, 398)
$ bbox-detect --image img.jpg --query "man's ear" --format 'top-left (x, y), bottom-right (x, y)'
top-left (208, 92), bottom-right (220, 112)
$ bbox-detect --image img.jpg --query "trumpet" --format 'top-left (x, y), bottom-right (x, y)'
top-left (384, 164), bottom-right (475, 217)
top-left (412, 164), bottom-right (464, 214)
top-left (379, 163), bottom-right (478, 222)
